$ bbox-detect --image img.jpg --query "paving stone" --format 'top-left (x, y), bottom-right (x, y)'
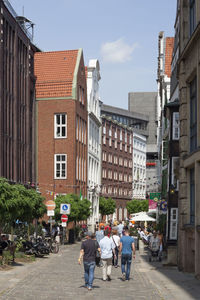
top-left (0, 242), bottom-right (199, 299)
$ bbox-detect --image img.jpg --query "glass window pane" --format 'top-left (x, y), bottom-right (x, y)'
top-left (62, 114), bottom-right (66, 124)
top-left (61, 155), bottom-right (65, 161)
top-left (57, 155), bottom-right (61, 161)
top-left (62, 127), bottom-right (66, 136)
top-left (56, 127), bottom-right (60, 137)
top-left (56, 115), bottom-right (60, 125)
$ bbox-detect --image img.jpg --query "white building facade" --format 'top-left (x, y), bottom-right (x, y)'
top-left (132, 133), bottom-right (146, 199)
top-left (86, 59), bottom-right (102, 231)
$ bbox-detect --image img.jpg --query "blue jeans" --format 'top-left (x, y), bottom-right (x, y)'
top-left (112, 247), bottom-right (119, 266)
top-left (121, 254), bottom-right (132, 280)
top-left (83, 261), bottom-right (95, 288)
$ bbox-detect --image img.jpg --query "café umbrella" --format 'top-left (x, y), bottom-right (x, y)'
top-left (130, 212), bottom-right (156, 222)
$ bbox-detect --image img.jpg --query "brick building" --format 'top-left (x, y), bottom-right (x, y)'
top-left (101, 116), bottom-right (133, 221)
top-left (35, 49), bottom-right (87, 201)
top-left (0, 0), bottom-right (36, 185)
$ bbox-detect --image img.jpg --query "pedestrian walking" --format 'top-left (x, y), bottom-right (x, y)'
top-left (110, 229), bottom-right (120, 267)
top-left (96, 225), bottom-right (104, 244)
top-left (119, 228), bottom-right (135, 281)
top-left (117, 220), bottom-right (124, 237)
top-left (99, 229), bottom-right (115, 281)
top-left (78, 231), bottom-right (100, 291)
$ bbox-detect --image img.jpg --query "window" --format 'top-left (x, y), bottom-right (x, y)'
top-left (54, 154), bottom-right (67, 179)
top-left (84, 122), bottom-right (86, 145)
top-left (79, 86), bottom-right (84, 104)
top-left (129, 175), bottom-right (132, 182)
top-left (120, 142), bottom-right (122, 150)
top-left (114, 187), bottom-right (118, 195)
top-left (190, 77), bottom-right (197, 152)
top-left (171, 157), bottom-right (179, 190)
top-left (102, 169), bottom-right (107, 178)
top-left (54, 114), bottom-right (67, 138)
top-left (103, 136), bottom-right (106, 145)
top-left (190, 0), bottom-right (196, 36)
top-left (79, 118), bottom-right (82, 141)
top-left (115, 140), bottom-right (117, 149)
top-left (120, 129), bottom-right (122, 141)
top-left (76, 157), bottom-right (78, 180)
top-left (115, 130), bottom-right (117, 139)
top-left (109, 127), bottom-right (112, 137)
top-left (125, 144), bottom-right (127, 152)
top-left (108, 154), bottom-right (112, 163)
top-left (119, 157), bottom-right (123, 166)
top-left (129, 134), bottom-right (132, 145)
top-left (76, 117), bottom-right (78, 140)
top-left (119, 188), bottom-right (122, 195)
top-left (109, 138), bottom-right (112, 147)
top-left (129, 160), bottom-right (132, 168)
top-left (108, 186), bottom-right (112, 194)
top-left (102, 186), bottom-right (106, 194)
top-left (169, 208), bottom-right (178, 240)
top-left (124, 173), bottom-right (127, 182)
top-left (172, 112), bottom-right (180, 140)
top-left (114, 155), bottom-right (118, 164)
top-left (103, 126), bottom-right (106, 134)
top-left (103, 151), bottom-right (107, 161)
top-left (124, 159), bottom-right (127, 167)
top-left (190, 168), bottom-right (195, 224)
top-left (129, 146), bottom-right (132, 154)
top-left (125, 131), bottom-right (127, 143)
top-left (114, 171), bottom-right (118, 180)
top-left (81, 120), bottom-right (84, 143)
top-left (119, 173), bottom-right (123, 181)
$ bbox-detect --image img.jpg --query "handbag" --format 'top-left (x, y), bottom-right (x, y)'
top-left (112, 236), bottom-right (119, 250)
top-left (94, 240), bottom-right (101, 266)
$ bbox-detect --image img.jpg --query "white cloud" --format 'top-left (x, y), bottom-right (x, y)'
top-left (101, 38), bottom-right (139, 63)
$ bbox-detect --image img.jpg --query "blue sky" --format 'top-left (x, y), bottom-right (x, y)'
top-left (9, 0), bottom-right (177, 109)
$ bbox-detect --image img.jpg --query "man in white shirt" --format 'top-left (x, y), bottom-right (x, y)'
top-left (99, 229), bottom-right (115, 281)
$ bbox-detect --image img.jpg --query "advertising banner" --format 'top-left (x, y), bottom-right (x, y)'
top-left (148, 192), bottom-right (161, 212)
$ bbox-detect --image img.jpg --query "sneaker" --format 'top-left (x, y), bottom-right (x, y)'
top-left (122, 273), bottom-right (126, 281)
top-left (107, 275), bottom-right (111, 281)
top-left (87, 287), bottom-right (92, 291)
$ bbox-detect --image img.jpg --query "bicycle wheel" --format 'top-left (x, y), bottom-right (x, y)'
top-left (51, 241), bottom-right (59, 253)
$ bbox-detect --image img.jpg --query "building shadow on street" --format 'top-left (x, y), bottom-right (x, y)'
top-left (139, 242), bottom-right (200, 300)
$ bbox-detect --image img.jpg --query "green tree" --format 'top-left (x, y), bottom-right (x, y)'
top-left (54, 194), bottom-right (91, 223)
top-left (126, 199), bottom-right (148, 214)
top-left (99, 197), bottom-right (116, 218)
top-left (0, 177), bottom-right (46, 227)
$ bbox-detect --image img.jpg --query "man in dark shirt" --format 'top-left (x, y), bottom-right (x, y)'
top-left (78, 231), bottom-right (100, 290)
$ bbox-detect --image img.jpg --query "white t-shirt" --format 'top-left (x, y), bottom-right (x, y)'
top-left (100, 236), bottom-right (115, 259)
top-left (110, 235), bottom-right (120, 247)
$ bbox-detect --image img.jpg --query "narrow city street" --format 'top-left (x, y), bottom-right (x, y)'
top-left (0, 242), bottom-right (199, 300)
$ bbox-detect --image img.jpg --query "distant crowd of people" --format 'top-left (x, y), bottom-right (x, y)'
top-left (137, 227), bottom-right (163, 254)
top-left (78, 220), bottom-right (135, 291)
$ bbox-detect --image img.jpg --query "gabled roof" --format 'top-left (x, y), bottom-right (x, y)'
top-left (35, 49), bottom-right (81, 99)
top-left (165, 37), bottom-right (174, 77)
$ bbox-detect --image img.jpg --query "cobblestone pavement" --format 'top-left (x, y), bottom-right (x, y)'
top-left (0, 242), bottom-right (200, 300)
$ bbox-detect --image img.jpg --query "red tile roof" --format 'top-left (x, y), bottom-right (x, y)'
top-left (35, 50), bottom-right (78, 98)
top-left (165, 37), bottom-right (174, 78)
